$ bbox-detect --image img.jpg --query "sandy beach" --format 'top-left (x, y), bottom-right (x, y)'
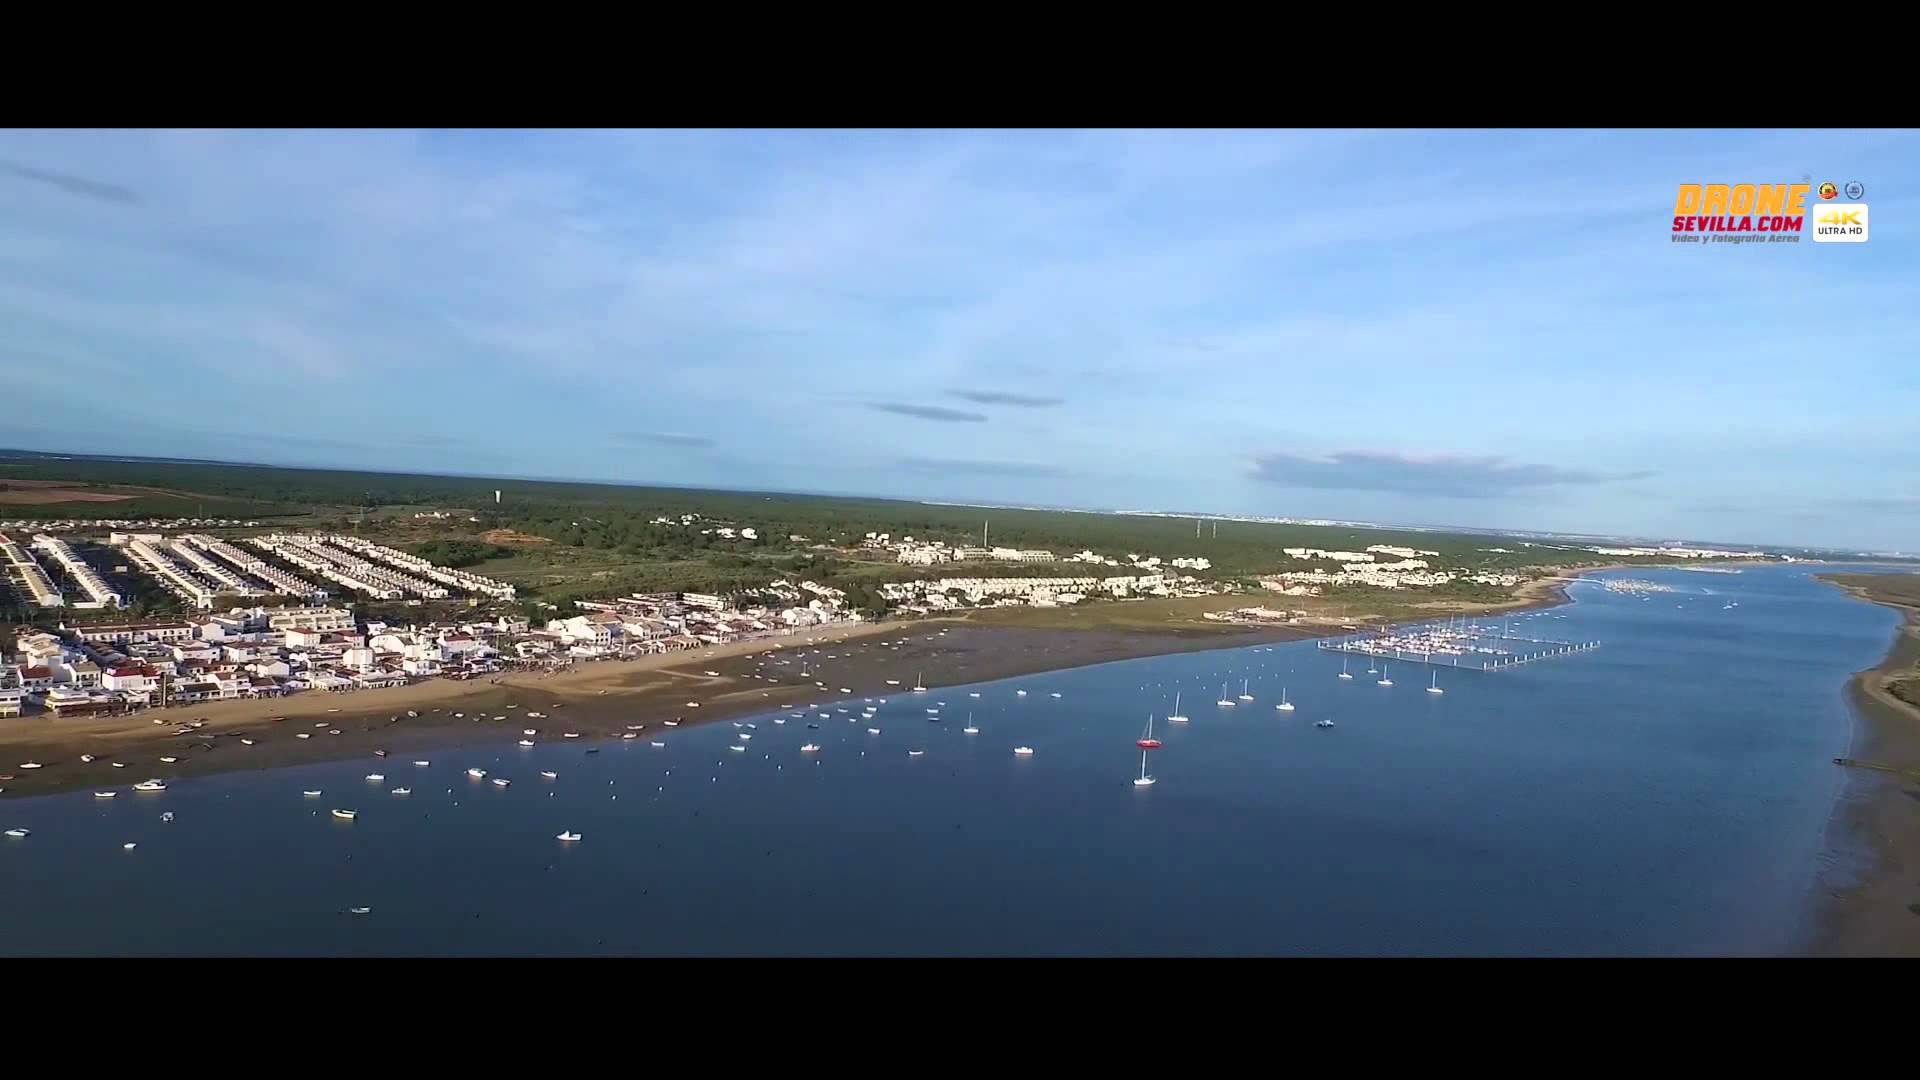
top-left (1811, 577), bottom-right (1920, 956)
top-left (0, 616), bottom-right (1326, 799)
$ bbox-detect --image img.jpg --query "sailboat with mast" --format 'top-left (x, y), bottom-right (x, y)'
top-left (1275, 687), bottom-right (1294, 711)
top-left (1338, 656), bottom-right (1353, 680)
top-left (1167, 692), bottom-right (1189, 724)
top-left (1136, 713), bottom-right (1163, 749)
top-left (1133, 748), bottom-right (1156, 787)
top-left (1426, 671), bottom-right (1444, 695)
top-left (911, 671), bottom-right (928, 693)
top-left (1377, 661), bottom-right (1393, 687)
top-left (1215, 682), bottom-right (1236, 708)
top-left (1237, 678), bottom-right (1254, 702)
top-left (963, 711), bottom-right (979, 735)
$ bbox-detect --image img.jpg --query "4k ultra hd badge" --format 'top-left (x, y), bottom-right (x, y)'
top-left (1812, 203), bottom-right (1869, 242)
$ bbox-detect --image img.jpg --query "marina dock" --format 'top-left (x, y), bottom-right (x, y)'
top-left (1317, 618), bottom-right (1600, 671)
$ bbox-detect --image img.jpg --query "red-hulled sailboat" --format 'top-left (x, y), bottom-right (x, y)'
top-left (1136, 712), bottom-right (1163, 750)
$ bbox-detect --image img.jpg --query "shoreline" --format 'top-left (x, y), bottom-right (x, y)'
top-left (1811, 573), bottom-right (1920, 956)
top-left (1, 570), bottom-right (1595, 802)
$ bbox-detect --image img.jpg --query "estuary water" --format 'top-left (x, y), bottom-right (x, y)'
top-left (0, 565), bottom-right (1898, 955)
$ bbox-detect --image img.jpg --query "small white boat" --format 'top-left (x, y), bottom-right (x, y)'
top-left (1238, 679), bottom-right (1254, 702)
top-left (455, 713), bottom-right (465, 718)
top-left (773, 718), bottom-right (786, 725)
top-left (556, 831), bottom-right (582, 842)
top-left (1316, 719), bottom-right (1335, 729)
top-left (1276, 688), bottom-right (1295, 712)
top-left (626, 724), bottom-right (645, 731)
top-left (1427, 672), bottom-right (1445, 695)
top-left (801, 743), bottom-right (820, 752)
top-left (540, 770), bottom-right (558, 779)
top-left (738, 733), bottom-right (753, 741)
top-left (332, 808), bottom-right (356, 819)
top-left (110, 762), bottom-right (127, 769)
top-left (663, 720), bottom-right (679, 727)
top-left (1338, 657), bottom-right (1354, 680)
top-left (527, 712), bottom-right (545, 719)
top-left (912, 673), bottom-right (928, 693)
top-left (908, 749), bottom-right (925, 757)
top-left (160, 756), bottom-right (179, 763)
top-left (925, 708), bottom-right (940, 715)
top-left (518, 739), bottom-right (536, 747)
top-left (562, 733), bottom-right (581, 740)
top-left (365, 773), bottom-right (385, 782)
top-left (684, 701), bottom-right (701, 708)
top-left (468, 768), bottom-right (487, 779)
top-left (123, 842), bottom-right (138, 851)
top-left (348, 906), bottom-right (371, 914)
top-left (1013, 746), bottom-right (1035, 756)
top-left (406, 710), bottom-right (418, 718)
top-left (414, 760), bottom-right (430, 767)
top-left (651, 741), bottom-right (666, 747)
top-left (133, 779), bottom-right (167, 792)
top-left (523, 728), bottom-right (537, 736)
top-left (728, 744), bottom-right (746, 752)
top-left (1016, 690), bottom-right (1028, 697)
top-left (161, 812), bottom-right (174, 822)
top-left (80, 754), bottom-right (95, 763)
top-left (94, 790), bottom-right (117, 798)
top-left (622, 733), bottom-right (637, 740)
top-left (296, 733), bottom-right (312, 739)
top-left (4, 828), bottom-right (28, 838)
top-left (390, 787), bottom-right (411, 795)
top-left (885, 679), bottom-right (900, 686)
top-left (303, 790), bottom-right (323, 797)
top-left (1050, 692), bottom-right (1063, 699)
top-left (867, 727), bottom-right (881, 735)
top-left (1133, 749), bottom-right (1156, 787)
top-left (1377, 661), bottom-right (1393, 687)
top-left (1167, 692), bottom-right (1189, 724)
top-left (492, 777), bottom-right (511, 787)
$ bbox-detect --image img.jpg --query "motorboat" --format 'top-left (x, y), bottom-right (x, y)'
top-left (160, 756), bottom-right (179, 763)
top-left (557, 831), bottom-right (582, 842)
top-left (133, 779), bottom-right (167, 792)
top-left (391, 787), bottom-right (412, 796)
top-left (562, 733), bottom-right (581, 739)
top-left (5, 828), bottom-right (29, 838)
top-left (518, 740), bottom-right (536, 747)
top-left (622, 733), bottom-right (637, 740)
top-left (524, 728), bottom-right (538, 736)
top-left (801, 743), bottom-right (820, 752)
top-left (303, 790), bottom-right (323, 797)
top-left (867, 727), bottom-right (881, 735)
top-left (332, 808), bottom-right (356, 819)
top-left (540, 771), bottom-right (558, 779)
top-left (1316, 719), bottom-right (1335, 728)
top-left (468, 768), bottom-right (488, 779)
top-left (296, 733), bottom-right (311, 739)
top-left (414, 760), bottom-right (430, 767)
top-left (728, 744), bottom-right (746, 752)
top-left (1013, 746), bottom-right (1035, 756)
top-left (94, 790), bottom-right (117, 798)
top-left (492, 777), bottom-right (511, 787)
top-left (365, 773), bottom-right (385, 782)
top-left (908, 749), bottom-right (925, 757)
top-left (1276, 688), bottom-right (1295, 712)
top-left (650, 741), bottom-right (666, 747)
top-left (80, 754), bottom-right (94, 763)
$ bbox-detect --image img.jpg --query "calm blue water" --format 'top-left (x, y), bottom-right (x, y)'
top-left (0, 565), bottom-right (1903, 956)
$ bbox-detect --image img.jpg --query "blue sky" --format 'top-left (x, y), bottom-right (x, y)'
top-left (4, 129), bottom-right (1915, 550)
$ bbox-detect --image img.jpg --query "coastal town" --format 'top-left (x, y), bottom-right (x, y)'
top-left (0, 510), bottom-right (1800, 722)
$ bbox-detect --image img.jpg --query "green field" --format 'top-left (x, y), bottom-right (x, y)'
top-left (3, 452), bottom-right (1866, 626)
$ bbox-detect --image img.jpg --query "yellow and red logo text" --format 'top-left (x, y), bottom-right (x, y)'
top-left (1671, 184), bottom-right (1809, 233)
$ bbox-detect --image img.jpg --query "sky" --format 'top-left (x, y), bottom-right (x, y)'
top-left (3, 129), bottom-right (1916, 551)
